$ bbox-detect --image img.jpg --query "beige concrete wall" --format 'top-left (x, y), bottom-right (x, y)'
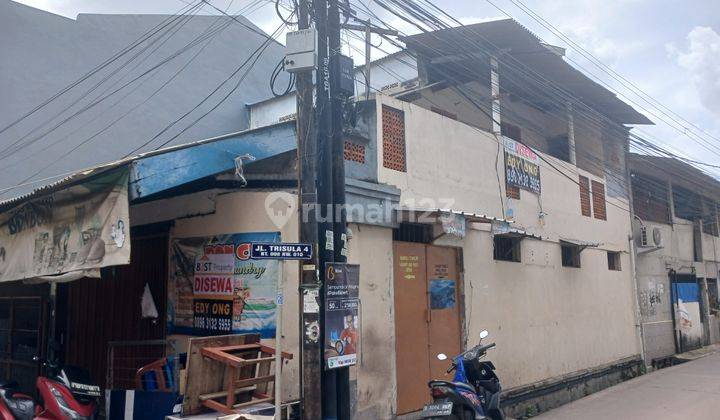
top-left (411, 81), bottom-right (610, 181)
top-left (456, 227), bottom-right (637, 388)
top-left (345, 223), bottom-right (396, 419)
top-left (633, 213), bottom-right (720, 361)
top-left (169, 190), bottom-right (302, 400)
top-left (134, 191), bottom-right (397, 417)
top-left (377, 94), bottom-right (630, 250)
top-left (376, 94), bottom-right (640, 390)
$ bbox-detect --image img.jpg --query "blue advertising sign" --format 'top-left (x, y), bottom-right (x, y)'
top-left (251, 242), bottom-right (313, 260)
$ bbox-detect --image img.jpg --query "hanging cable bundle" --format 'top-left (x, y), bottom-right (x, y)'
top-left (276, 0), bottom-right (299, 25)
top-left (270, 56), bottom-right (296, 97)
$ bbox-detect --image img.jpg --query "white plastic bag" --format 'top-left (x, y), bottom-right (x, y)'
top-left (141, 283), bottom-right (159, 319)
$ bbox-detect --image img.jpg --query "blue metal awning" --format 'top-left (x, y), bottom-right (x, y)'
top-left (129, 121), bottom-right (296, 200)
top-left (0, 122), bottom-right (297, 210)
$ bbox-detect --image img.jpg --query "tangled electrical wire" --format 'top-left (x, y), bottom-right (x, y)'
top-left (270, 0), bottom-right (298, 96)
top-left (275, 0), bottom-right (299, 25)
top-left (270, 56), bottom-right (296, 97)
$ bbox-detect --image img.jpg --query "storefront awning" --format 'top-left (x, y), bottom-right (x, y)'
top-left (0, 167), bottom-right (131, 283)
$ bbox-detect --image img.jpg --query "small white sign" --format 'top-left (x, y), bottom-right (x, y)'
top-left (304, 289), bottom-right (320, 313)
top-left (325, 230), bottom-right (334, 251)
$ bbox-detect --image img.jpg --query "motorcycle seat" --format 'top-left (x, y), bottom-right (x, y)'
top-left (428, 380), bottom-right (477, 393)
top-left (0, 388), bottom-right (35, 420)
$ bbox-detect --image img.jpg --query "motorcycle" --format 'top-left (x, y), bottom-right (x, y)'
top-left (0, 356), bottom-right (100, 420)
top-left (421, 330), bottom-right (505, 420)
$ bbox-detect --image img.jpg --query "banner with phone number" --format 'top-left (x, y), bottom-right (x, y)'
top-left (169, 232), bottom-right (280, 338)
top-left (504, 137), bottom-right (541, 194)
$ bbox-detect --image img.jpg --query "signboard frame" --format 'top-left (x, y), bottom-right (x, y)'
top-left (503, 136), bottom-right (541, 195)
top-left (323, 263), bottom-right (360, 370)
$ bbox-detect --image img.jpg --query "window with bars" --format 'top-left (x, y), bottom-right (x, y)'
top-left (382, 105), bottom-right (406, 172)
top-left (673, 185), bottom-right (701, 221)
top-left (493, 235), bottom-right (521, 262)
top-left (344, 141), bottom-right (365, 163)
top-left (561, 244), bottom-right (582, 268)
top-left (702, 198), bottom-right (719, 236)
top-left (607, 251), bottom-right (622, 271)
top-left (393, 223), bottom-right (433, 244)
top-left (592, 180), bottom-right (607, 220)
top-left (631, 173), bottom-right (671, 224)
top-left (501, 121), bottom-right (521, 140)
top-left (579, 175), bottom-right (591, 217)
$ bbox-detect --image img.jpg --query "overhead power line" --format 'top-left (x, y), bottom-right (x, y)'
top-left (346, 0), bottom-right (720, 216)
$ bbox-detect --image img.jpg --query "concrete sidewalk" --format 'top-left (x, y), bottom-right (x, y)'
top-left (535, 352), bottom-right (720, 419)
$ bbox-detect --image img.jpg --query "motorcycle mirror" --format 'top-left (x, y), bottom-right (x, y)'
top-left (437, 353), bottom-right (448, 361)
top-left (480, 330), bottom-right (489, 339)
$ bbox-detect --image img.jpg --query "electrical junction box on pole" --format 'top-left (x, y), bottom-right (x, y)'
top-left (338, 54), bottom-right (355, 97)
top-left (285, 28), bottom-right (318, 73)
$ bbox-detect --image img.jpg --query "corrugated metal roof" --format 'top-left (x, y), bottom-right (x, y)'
top-left (402, 19), bottom-right (652, 125)
top-left (628, 153), bottom-right (720, 198)
top-left (497, 227), bottom-right (544, 240)
top-left (0, 160), bottom-right (128, 211)
top-left (0, 3), bottom-right (286, 201)
top-left (0, 121), bottom-right (294, 211)
top-left (398, 207), bottom-right (513, 224)
top-left (560, 238), bottom-right (601, 248)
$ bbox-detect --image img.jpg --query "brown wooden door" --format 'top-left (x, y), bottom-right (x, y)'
top-left (394, 242), bottom-right (462, 415)
top-left (426, 246), bottom-right (461, 380)
top-left (394, 242), bottom-right (431, 414)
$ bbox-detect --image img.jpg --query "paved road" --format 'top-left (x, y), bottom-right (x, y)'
top-left (535, 352), bottom-right (720, 420)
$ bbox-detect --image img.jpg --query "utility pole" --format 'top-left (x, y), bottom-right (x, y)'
top-left (327, 0), bottom-right (351, 418)
top-left (295, 0), bottom-right (321, 418)
top-left (313, 0), bottom-right (340, 418)
top-left (296, 2), bottom-right (395, 418)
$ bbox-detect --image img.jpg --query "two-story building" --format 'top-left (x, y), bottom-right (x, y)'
top-left (249, 18), bottom-right (653, 418)
top-left (628, 153), bottom-right (720, 367)
top-left (0, 13), bottom-right (659, 419)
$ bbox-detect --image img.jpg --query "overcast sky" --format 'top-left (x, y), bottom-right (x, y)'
top-left (15, 0), bottom-right (720, 168)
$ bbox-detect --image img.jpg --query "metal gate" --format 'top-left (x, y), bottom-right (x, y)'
top-left (671, 273), bottom-right (703, 353)
top-left (57, 233), bottom-right (168, 388)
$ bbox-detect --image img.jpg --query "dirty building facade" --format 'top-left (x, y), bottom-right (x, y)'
top-left (629, 154), bottom-right (720, 366)
top-left (248, 19), bottom-right (653, 418)
top-left (0, 10), bottom-right (675, 419)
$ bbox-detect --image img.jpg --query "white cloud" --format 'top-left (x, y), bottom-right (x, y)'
top-left (556, 24), bottom-right (645, 65)
top-left (667, 26), bottom-right (720, 116)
